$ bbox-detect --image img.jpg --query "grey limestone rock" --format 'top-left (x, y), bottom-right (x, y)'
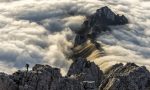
top-left (99, 63), bottom-right (150, 90)
top-left (67, 58), bottom-right (104, 87)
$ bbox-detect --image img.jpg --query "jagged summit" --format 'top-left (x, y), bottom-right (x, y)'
top-left (95, 6), bottom-right (128, 25)
top-left (73, 6), bottom-right (128, 60)
top-left (78, 6), bottom-right (128, 35)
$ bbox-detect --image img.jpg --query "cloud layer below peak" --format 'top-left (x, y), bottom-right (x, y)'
top-left (0, 0), bottom-right (150, 75)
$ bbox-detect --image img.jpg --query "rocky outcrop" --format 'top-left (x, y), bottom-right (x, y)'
top-left (73, 6), bottom-right (128, 60)
top-left (50, 77), bottom-right (85, 90)
top-left (67, 58), bottom-right (103, 87)
top-left (50, 58), bottom-right (103, 90)
top-left (89, 6), bottom-right (128, 26)
top-left (0, 62), bottom-right (102, 90)
top-left (99, 63), bottom-right (150, 90)
top-left (77, 6), bottom-right (128, 37)
top-left (0, 73), bottom-right (17, 90)
top-left (0, 63), bottom-right (150, 90)
top-left (72, 40), bottom-right (104, 60)
top-left (8, 64), bottom-right (61, 90)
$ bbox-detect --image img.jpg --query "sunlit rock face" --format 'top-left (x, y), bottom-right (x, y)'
top-left (99, 63), bottom-right (150, 90)
top-left (72, 40), bottom-right (104, 60)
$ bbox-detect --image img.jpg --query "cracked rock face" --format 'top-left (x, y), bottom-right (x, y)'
top-left (99, 63), bottom-right (150, 90)
top-left (0, 73), bottom-right (17, 90)
top-left (0, 62), bottom-right (102, 90)
top-left (0, 63), bottom-right (150, 90)
top-left (11, 64), bottom-right (62, 90)
top-left (51, 58), bottom-right (103, 90)
top-left (67, 58), bottom-right (104, 87)
top-left (93, 6), bottom-right (128, 25)
top-left (78, 6), bottom-right (128, 35)
top-left (50, 77), bottom-right (85, 90)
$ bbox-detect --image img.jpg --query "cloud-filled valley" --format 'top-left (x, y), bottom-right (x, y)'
top-left (0, 0), bottom-right (150, 74)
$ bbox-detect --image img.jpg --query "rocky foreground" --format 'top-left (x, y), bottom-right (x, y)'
top-left (0, 6), bottom-right (150, 90)
top-left (0, 60), bottom-right (150, 90)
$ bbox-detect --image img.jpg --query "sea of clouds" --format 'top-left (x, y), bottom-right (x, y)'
top-left (0, 0), bottom-right (149, 74)
top-left (95, 0), bottom-right (150, 71)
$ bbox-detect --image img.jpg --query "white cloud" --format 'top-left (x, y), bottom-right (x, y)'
top-left (0, 0), bottom-right (103, 74)
top-left (0, 0), bottom-right (149, 74)
top-left (95, 0), bottom-right (150, 70)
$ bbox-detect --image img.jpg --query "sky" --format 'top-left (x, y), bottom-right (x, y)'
top-left (0, 0), bottom-right (149, 75)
